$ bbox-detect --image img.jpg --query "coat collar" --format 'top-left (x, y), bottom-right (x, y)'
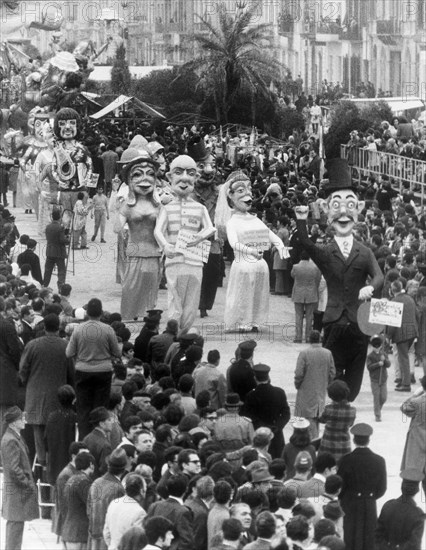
top-left (330, 238), bottom-right (361, 268)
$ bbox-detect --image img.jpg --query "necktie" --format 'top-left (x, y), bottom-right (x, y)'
top-left (343, 240), bottom-right (350, 258)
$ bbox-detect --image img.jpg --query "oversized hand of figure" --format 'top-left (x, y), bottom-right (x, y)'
top-left (358, 285), bottom-right (374, 301)
top-left (278, 247), bottom-right (292, 260)
top-left (164, 244), bottom-right (177, 258)
top-left (294, 206), bottom-right (309, 220)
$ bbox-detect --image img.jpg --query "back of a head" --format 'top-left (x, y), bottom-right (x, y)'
top-left (124, 473), bottom-right (146, 499)
top-left (195, 475), bottom-right (215, 500)
top-left (20, 263), bottom-right (31, 276)
top-left (255, 511), bottom-right (276, 539)
top-left (144, 517), bottom-right (174, 546)
top-left (52, 208), bottom-right (61, 221)
top-left (314, 519), bottom-right (336, 542)
top-left (315, 452), bottom-right (336, 474)
top-left (318, 535), bottom-right (346, 550)
top-left (86, 297), bottom-right (102, 318)
top-left (75, 452), bottom-right (94, 471)
top-left (166, 474), bottom-right (188, 498)
top-left (117, 526), bottom-right (147, 550)
top-left (44, 313), bottom-right (60, 332)
top-left (222, 518), bottom-right (243, 542)
top-left (286, 514), bottom-right (310, 542)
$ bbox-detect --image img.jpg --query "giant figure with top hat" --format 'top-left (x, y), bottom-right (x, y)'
top-left (295, 158), bottom-right (384, 401)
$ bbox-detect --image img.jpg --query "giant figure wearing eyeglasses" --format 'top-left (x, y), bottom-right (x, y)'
top-left (295, 159), bottom-right (383, 401)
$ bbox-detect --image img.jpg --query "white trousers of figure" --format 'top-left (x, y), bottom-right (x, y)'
top-left (166, 262), bottom-right (202, 333)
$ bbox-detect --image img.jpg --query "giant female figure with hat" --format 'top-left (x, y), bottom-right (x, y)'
top-left (114, 147), bottom-right (162, 320)
top-left (216, 171), bottom-right (288, 332)
top-left (295, 158), bottom-right (384, 400)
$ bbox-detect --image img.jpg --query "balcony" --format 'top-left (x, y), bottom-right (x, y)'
top-left (339, 26), bottom-right (362, 41)
top-left (277, 14), bottom-right (294, 36)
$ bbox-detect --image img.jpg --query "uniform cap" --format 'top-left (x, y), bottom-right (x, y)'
top-left (350, 423), bottom-right (373, 437)
top-left (253, 363), bottom-right (270, 374)
top-left (239, 340), bottom-right (257, 351)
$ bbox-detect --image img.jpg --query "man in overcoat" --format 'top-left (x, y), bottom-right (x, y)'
top-left (43, 207), bottom-right (68, 290)
top-left (294, 330), bottom-right (335, 438)
top-left (295, 158), bottom-right (384, 401)
top-left (375, 469), bottom-right (425, 550)
top-left (19, 313), bottom-right (74, 466)
top-left (87, 448), bottom-right (127, 550)
top-left (337, 423), bottom-right (387, 550)
top-left (242, 364), bottom-right (290, 458)
top-left (0, 406), bottom-right (39, 550)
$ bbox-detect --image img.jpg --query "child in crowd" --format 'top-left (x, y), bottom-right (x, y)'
top-left (367, 334), bottom-right (390, 422)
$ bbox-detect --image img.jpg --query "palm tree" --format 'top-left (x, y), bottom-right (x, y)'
top-left (183, 0), bottom-right (284, 123)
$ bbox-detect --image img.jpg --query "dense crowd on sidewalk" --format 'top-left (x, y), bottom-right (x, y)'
top-left (0, 118), bottom-right (426, 550)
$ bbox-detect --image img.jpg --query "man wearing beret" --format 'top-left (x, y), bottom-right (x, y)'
top-left (0, 406), bottom-right (39, 550)
top-left (242, 363), bottom-right (290, 458)
top-left (337, 423), bottom-right (387, 550)
top-left (226, 340), bottom-right (257, 403)
top-left (375, 469), bottom-right (425, 549)
top-left (295, 158), bottom-right (384, 401)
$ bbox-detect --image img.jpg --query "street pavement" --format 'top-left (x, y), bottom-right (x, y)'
top-left (1, 200), bottom-right (425, 549)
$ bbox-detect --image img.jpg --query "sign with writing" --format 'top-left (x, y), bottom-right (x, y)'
top-left (86, 173), bottom-right (99, 188)
top-left (175, 229), bottom-right (211, 263)
top-left (369, 298), bottom-right (403, 327)
top-left (240, 228), bottom-right (270, 251)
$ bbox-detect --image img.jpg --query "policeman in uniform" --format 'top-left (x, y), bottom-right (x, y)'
top-left (337, 423), bottom-right (387, 550)
top-left (375, 469), bottom-right (425, 549)
top-left (242, 364), bottom-right (291, 458)
top-left (226, 340), bottom-right (257, 402)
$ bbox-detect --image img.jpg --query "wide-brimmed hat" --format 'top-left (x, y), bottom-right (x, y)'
top-left (251, 468), bottom-right (274, 483)
top-left (225, 393), bottom-right (243, 407)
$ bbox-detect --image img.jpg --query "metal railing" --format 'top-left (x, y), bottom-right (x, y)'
top-left (340, 144), bottom-right (426, 205)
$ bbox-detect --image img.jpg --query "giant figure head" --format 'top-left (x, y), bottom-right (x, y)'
top-left (54, 107), bottom-right (81, 140)
top-left (166, 155), bottom-right (198, 198)
top-left (187, 136), bottom-right (216, 186)
top-left (118, 147), bottom-right (160, 206)
top-left (226, 171), bottom-right (253, 213)
top-left (321, 159), bottom-right (364, 238)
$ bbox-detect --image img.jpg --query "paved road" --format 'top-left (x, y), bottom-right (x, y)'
top-left (1, 201), bottom-right (425, 549)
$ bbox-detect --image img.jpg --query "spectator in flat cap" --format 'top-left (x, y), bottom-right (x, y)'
top-left (376, 469), bottom-right (425, 550)
top-left (337, 423), bottom-right (387, 550)
top-left (82, 406), bottom-right (113, 478)
top-left (0, 406), bottom-right (39, 550)
top-left (242, 363), bottom-right (290, 458)
top-left (283, 451), bottom-right (313, 498)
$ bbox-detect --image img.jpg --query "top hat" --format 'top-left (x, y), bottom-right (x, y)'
top-left (322, 158), bottom-right (358, 197)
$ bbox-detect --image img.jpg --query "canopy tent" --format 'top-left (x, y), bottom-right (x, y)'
top-left (90, 95), bottom-right (165, 120)
top-left (165, 112), bottom-right (217, 126)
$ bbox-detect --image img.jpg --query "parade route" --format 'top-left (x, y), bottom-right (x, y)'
top-left (1, 201), bottom-right (425, 549)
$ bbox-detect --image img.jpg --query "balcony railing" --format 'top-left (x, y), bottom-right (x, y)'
top-left (341, 144), bottom-right (426, 201)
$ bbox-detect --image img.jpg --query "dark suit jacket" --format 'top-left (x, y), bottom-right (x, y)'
top-left (147, 497), bottom-right (194, 550)
top-left (375, 495), bottom-right (425, 549)
top-left (243, 383), bottom-right (291, 432)
top-left (296, 220), bottom-right (384, 324)
top-left (62, 472), bottom-right (92, 543)
top-left (82, 427), bottom-right (112, 478)
top-left (186, 496), bottom-right (209, 550)
top-left (45, 220), bottom-right (68, 259)
top-left (387, 293), bottom-right (418, 343)
top-left (227, 359), bottom-right (256, 402)
top-left (17, 249), bottom-right (43, 284)
top-left (0, 317), bottom-right (22, 406)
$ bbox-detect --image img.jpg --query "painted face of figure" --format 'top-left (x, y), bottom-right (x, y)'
top-left (128, 162), bottom-right (156, 197)
top-left (58, 118), bottom-right (77, 140)
top-left (167, 155), bottom-right (198, 198)
top-left (42, 123), bottom-right (54, 147)
top-left (34, 118), bottom-right (48, 141)
top-left (196, 154), bottom-right (216, 185)
top-left (325, 189), bottom-right (364, 238)
top-left (228, 180), bottom-right (253, 213)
